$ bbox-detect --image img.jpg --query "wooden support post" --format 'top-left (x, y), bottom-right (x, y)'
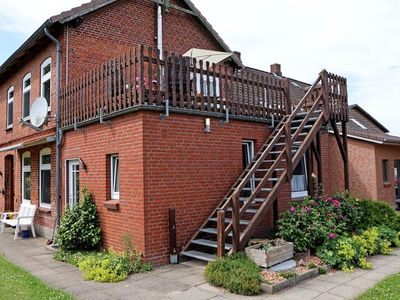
top-left (169, 208), bottom-right (177, 263)
top-left (217, 210), bottom-right (225, 257)
top-left (231, 193), bottom-right (240, 253)
top-left (316, 131), bottom-right (323, 186)
top-left (306, 148), bottom-right (313, 196)
top-left (342, 121), bottom-right (350, 191)
top-left (284, 122), bottom-right (292, 181)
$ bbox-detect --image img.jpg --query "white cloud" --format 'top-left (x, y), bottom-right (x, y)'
top-left (1, 0), bottom-right (399, 135)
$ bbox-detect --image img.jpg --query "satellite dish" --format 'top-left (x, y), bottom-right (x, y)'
top-left (30, 97), bottom-right (48, 128)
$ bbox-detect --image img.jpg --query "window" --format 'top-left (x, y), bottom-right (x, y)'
top-left (40, 148), bottom-right (51, 207)
top-left (22, 73), bottom-right (31, 119)
top-left (40, 58), bottom-right (51, 110)
top-left (291, 155), bottom-right (308, 198)
top-left (242, 140), bottom-right (255, 193)
top-left (6, 86), bottom-right (14, 129)
top-left (350, 118), bottom-right (367, 130)
top-left (22, 152), bottom-right (31, 202)
top-left (110, 155), bottom-right (120, 200)
top-left (382, 159), bottom-right (389, 183)
top-left (67, 160), bottom-right (80, 207)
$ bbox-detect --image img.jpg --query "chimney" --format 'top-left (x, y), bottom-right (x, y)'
top-left (233, 51), bottom-right (242, 63)
top-left (270, 63), bottom-right (282, 77)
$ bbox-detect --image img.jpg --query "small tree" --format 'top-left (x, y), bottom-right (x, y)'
top-left (56, 188), bottom-right (102, 251)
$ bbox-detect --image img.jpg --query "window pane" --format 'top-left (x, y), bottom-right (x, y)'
top-left (8, 90), bottom-right (14, 99)
top-left (24, 78), bottom-right (31, 88)
top-left (42, 154), bottom-right (51, 164)
top-left (24, 172), bottom-right (31, 200)
top-left (41, 170), bottom-right (51, 204)
top-left (43, 64), bottom-right (51, 75)
top-left (43, 80), bottom-right (50, 106)
top-left (114, 158), bottom-right (119, 193)
top-left (7, 102), bottom-right (13, 126)
top-left (23, 156), bottom-right (31, 166)
top-left (23, 91), bottom-right (30, 117)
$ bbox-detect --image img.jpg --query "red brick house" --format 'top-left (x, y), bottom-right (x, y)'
top-left (323, 104), bottom-right (400, 207)
top-left (0, 0), bottom-right (349, 265)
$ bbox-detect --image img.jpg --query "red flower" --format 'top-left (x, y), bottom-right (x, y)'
top-left (328, 233), bottom-right (335, 239)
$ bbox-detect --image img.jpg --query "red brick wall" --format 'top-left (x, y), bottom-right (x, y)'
top-left (61, 113), bottom-right (146, 252)
top-left (64, 0), bottom-right (223, 79)
top-left (374, 144), bottom-right (400, 205)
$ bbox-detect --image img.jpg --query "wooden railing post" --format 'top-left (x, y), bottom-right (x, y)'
top-left (283, 78), bottom-right (291, 115)
top-left (137, 45), bottom-right (144, 105)
top-left (231, 193), bottom-right (240, 253)
top-left (342, 121), bottom-right (350, 191)
top-left (217, 209), bottom-right (225, 257)
top-left (319, 70), bottom-right (329, 121)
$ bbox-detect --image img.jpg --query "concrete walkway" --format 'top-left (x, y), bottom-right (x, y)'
top-left (0, 228), bottom-right (399, 300)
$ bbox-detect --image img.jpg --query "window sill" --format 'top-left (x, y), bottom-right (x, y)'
top-left (37, 207), bottom-right (51, 213)
top-left (103, 200), bottom-right (119, 210)
top-left (383, 182), bottom-right (391, 187)
top-left (5, 126), bottom-right (13, 131)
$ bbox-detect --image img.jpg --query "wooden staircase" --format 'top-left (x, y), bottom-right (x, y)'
top-left (181, 70), bottom-right (348, 262)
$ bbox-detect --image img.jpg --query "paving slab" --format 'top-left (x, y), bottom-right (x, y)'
top-left (1, 228), bottom-right (400, 300)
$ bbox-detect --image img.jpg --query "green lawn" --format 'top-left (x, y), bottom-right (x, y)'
top-left (0, 254), bottom-right (74, 300)
top-left (356, 273), bottom-right (400, 300)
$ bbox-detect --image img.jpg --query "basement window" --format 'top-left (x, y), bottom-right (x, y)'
top-left (350, 118), bottom-right (367, 130)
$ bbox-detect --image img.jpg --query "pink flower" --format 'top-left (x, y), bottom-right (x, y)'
top-left (290, 207), bottom-right (296, 213)
top-left (328, 233), bottom-right (335, 239)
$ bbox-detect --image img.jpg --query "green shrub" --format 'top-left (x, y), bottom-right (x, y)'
top-left (280, 271), bottom-right (296, 279)
top-left (318, 266), bottom-right (327, 274)
top-left (56, 188), bottom-right (102, 251)
top-left (317, 226), bottom-right (397, 272)
top-left (355, 199), bottom-right (400, 231)
top-left (55, 234), bottom-right (152, 283)
top-left (277, 193), bottom-right (361, 252)
top-left (307, 262), bottom-right (317, 269)
top-left (205, 253), bottom-right (261, 295)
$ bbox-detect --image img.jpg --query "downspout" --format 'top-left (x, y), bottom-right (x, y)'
top-left (44, 27), bottom-right (62, 229)
top-left (157, 4), bottom-right (163, 59)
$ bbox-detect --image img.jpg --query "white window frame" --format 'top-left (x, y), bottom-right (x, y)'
top-left (40, 57), bottom-right (51, 111)
top-left (40, 148), bottom-right (51, 208)
top-left (21, 152), bottom-right (31, 203)
top-left (68, 160), bottom-right (80, 207)
top-left (6, 86), bottom-right (14, 129)
top-left (242, 140), bottom-right (255, 190)
top-left (110, 155), bottom-right (120, 200)
top-left (22, 73), bottom-right (31, 120)
top-left (291, 155), bottom-right (309, 199)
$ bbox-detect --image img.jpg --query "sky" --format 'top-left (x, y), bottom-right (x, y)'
top-left (1, 0), bottom-right (399, 135)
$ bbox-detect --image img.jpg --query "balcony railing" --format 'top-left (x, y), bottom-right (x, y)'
top-left (60, 45), bottom-right (348, 128)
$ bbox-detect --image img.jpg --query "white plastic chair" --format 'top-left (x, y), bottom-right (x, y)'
top-left (1, 202), bottom-right (37, 240)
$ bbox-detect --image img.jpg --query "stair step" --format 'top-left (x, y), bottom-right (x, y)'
top-left (192, 239), bottom-right (232, 250)
top-left (243, 187), bottom-right (272, 192)
top-left (247, 178), bottom-right (278, 182)
top-left (239, 197), bottom-right (264, 203)
top-left (209, 217), bottom-right (250, 225)
top-left (263, 159), bottom-right (286, 163)
top-left (227, 207), bottom-right (258, 214)
top-left (297, 110), bottom-right (321, 117)
top-left (201, 227), bottom-right (233, 236)
top-left (256, 168), bottom-right (285, 172)
top-left (292, 125), bottom-right (313, 131)
top-left (291, 117), bottom-right (317, 124)
top-left (269, 151), bottom-right (282, 154)
top-left (181, 250), bottom-right (215, 262)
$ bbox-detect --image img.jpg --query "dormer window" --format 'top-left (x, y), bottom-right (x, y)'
top-left (6, 86), bottom-right (14, 129)
top-left (22, 73), bottom-right (31, 119)
top-left (350, 118), bottom-right (367, 130)
top-left (41, 57), bottom-right (51, 110)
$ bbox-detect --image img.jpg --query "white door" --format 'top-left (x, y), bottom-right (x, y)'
top-left (68, 160), bottom-right (80, 207)
top-left (291, 155), bottom-right (308, 198)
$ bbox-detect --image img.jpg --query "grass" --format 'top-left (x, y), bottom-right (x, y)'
top-left (0, 254), bottom-right (74, 300)
top-left (355, 273), bottom-right (400, 300)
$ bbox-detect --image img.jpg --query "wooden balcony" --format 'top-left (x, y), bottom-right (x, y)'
top-left (60, 45), bottom-right (348, 128)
